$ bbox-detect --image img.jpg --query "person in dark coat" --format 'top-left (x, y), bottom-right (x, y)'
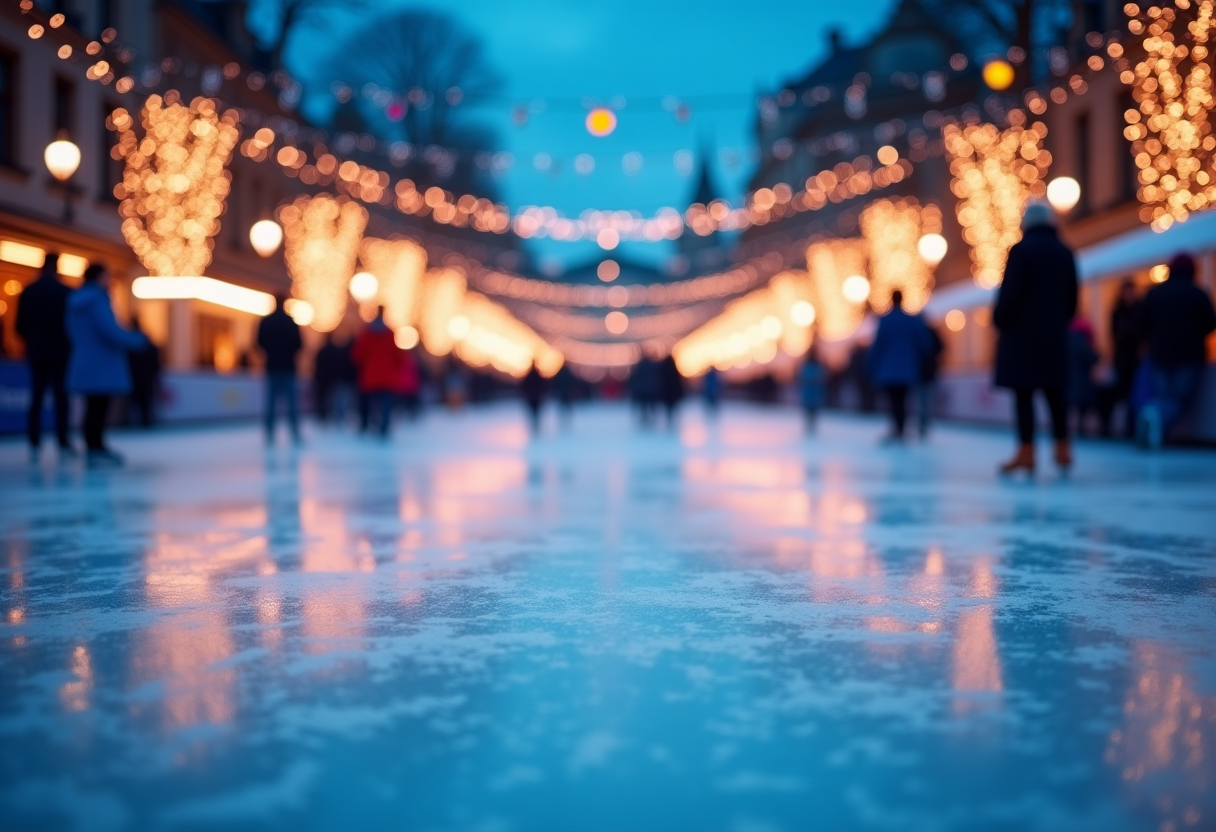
top-left (867, 290), bottom-right (933, 442)
top-left (1137, 253), bottom-right (1216, 446)
top-left (917, 324), bottom-right (944, 438)
top-left (14, 254), bottom-right (74, 459)
top-left (702, 367), bottom-right (722, 418)
top-left (1109, 280), bottom-right (1142, 436)
top-left (551, 364), bottom-right (576, 427)
top-left (313, 333), bottom-right (354, 424)
top-left (520, 364), bottom-right (547, 433)
top-left (992, 202), bottom-right (1078, 474)
top-left (1066, 317), bottom-right (1100, 436)
top-left (798, 350), bottom-right (825, 434)
top-left (256, 296), bottom-right (304, 445)
top-left (630, 357), bottom-right (661, 427)
top-left (126, 316), bottom-right (161, 428)
top-left (658, 355), bottom-right (684, 429)
top-left (64, 263), bottom-right (148, 466)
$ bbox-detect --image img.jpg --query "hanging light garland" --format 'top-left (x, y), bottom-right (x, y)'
top-left (279, 195), bottom-right (368, 332)
top-left (805, 239), bottom-right (870, 341)
top-left (108, 96), bottom-right (240, 277)
top-left (672, 271), bottom-right (816, 376)
top-left (1120, 0), bottom-right (1216, 231)
top-left (943, 121), bottom-right (1050, 288)
top-left (859, 198), bottom-right (942, 313)
top-left (358, 238), bottom-right (427, 330)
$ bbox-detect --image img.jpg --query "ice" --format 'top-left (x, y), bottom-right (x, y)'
top-left (1, 402), bottom-right (1214, 831)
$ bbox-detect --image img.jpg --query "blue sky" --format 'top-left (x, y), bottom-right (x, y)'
top-left (275, 1), bottom-right (901, 268)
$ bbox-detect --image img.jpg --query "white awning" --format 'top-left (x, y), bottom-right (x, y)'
top-left (922, 210), bottom-right (1216, 319)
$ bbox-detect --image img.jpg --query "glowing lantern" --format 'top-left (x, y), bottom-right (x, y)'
top-left (842, 274), bottom-right (871, 304)
top-left (349, 271), bottom-right (379, 303)
top-left (982, 59), bottom-right (1015, 91)
top-left (249, 219), bottom-right (283, 258)
top-left (585, 107), bottom-right (617, 137)
top-left (44, 138), bottom-right (81, 181)
top-left (1046, 176), bottom-right (1081, 213)
top-left (917, 233), bottom-right (949, 267)
top-left (280, 194), bottom-right (368, 331)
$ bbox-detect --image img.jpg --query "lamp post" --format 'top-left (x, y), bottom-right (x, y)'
top-left (1046, 177), bottom-right (1082, 215)
top-left (249, 219), bottom-right (283, 258)
top-left (917, 233), bottom-right (948, 268)
top-left (44, 133), bottom-right (81, 223)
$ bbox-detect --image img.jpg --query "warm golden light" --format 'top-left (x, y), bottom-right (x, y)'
top-left (110, 97), bottom-right (241, 277)
top-left (283, 298), bottom-right (315, 326)
top-left (0, 240), bottom-right (45, 269)
top-left (280, 195), bottom-right (368, 332)
top-left (806, 239), bottom-right (869, 340)
top-left (249, 219), bottom-right (283, 258)
top-left (604, 311), bottom-right (629, 334)
top-left (791, 300), bottom-right (816, 327)
top-left (44, 138), bottom-right (81, 181)
top-left (917, 233), bottom-right (949, 267)
top-left (860, 199), bottom-right (940, 313)
top-left (945, 309), bottom-right (967, 331)
top-left (348, 271), bottom-right (379, 303)
top-left (1046, 176), bottom-right (1081, 213)
top-left (585, 107), bottom-right (617, 137)
top-left (131, 276), bottom-right (275, 316)
top-left (358, 238), bottom-right (426, 330)
top-left (982, 59), bottom-right (1016, 91)
top-left (841, 274), bottom-right (871, 304)
top-left (944, 121), bottom-right (1050, 288)
top-left (395, 325), bottom-right (420, 349)
top-left (1149, 264), bottom-right (1169, 283)
top-left (1120, 1), bottom-right (1216, 231)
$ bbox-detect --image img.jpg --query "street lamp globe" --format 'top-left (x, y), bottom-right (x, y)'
top-left (1046, 177), bottom-right (1082, 213)
top-left (349, 271), bottom-right (379, 303)
top-left (841, 274), bottom-right (871, 305)
top-left (917, 233), bottom-right (949, 267)
top-left (44, 137), bottom-right (81, 182)
top-left (249, 219), bottom-right (283, 258)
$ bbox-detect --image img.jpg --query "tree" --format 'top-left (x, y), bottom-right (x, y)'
top-left (918, 0), bottom-right (1083, 90)
top-left (325, 9), bottom-right (501, 151)
top-left (255, 0), bottom-right (371, 72)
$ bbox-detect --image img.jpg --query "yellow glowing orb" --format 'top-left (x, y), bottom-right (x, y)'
top-left (982, 60), bottom-right (1015, 91)
top-left (585, 108), bottom-right (617, 138)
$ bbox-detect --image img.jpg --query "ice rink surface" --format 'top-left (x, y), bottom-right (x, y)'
top-left (1, 402), bottom-right (1214, 832)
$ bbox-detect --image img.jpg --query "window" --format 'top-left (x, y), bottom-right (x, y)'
top-left (54, 77), bottom-right (74, 138)
top-left (0, 49), bottom-right (14, 165)
top-left (1074, 113), bottom-right (1090, 213)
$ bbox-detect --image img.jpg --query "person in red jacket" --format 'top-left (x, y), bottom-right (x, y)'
top-left (351, 307), bottom-right (404, 438)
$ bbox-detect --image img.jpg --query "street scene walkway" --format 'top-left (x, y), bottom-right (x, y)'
top-left (2, 404), bottom-right (1215, 832)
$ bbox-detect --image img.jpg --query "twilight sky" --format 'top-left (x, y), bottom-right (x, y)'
top-left (264, 0), bottom-right (902, 269)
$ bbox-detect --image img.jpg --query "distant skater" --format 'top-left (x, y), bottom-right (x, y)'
top-left (351, 307), bottom-right (405, 439)
top-left (257, 296), bottom-right (304, 446)
top-left (521, 364), bottom-right (547, 433)
top-left (992, 202), bottom-right (1078, 474)
top-left (867, 290), bottom-right (933, 442)
top-left (798, 350), bottom-right (825, 434)
top-left (658, 354), bottom-right (684, 430)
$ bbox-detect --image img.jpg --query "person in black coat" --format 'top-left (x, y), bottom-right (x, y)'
top-left (14, 254), bottom-right (75, 459)
top-left (313, 333), bottom-right (354, 424)
top-left (520, 364), bottom-right (547, 433)
top-left (658, 354), bottom-right (684, 429)
top-left (126, 316), bottom-right (162, 427)
top-left (1109, 280), bottom-right (1141, 435)
top-left (256, 296), bottom-right (304, 445)
top-left (992, 202), bottom-right (1078, 474)
top-left (1138, 253), bottom-right (1216, 444)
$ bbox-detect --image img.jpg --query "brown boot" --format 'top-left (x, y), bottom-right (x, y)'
top-left (999, 443), bottom-right (1036, 475)
top-left (1053, 439), bottom-right (1073, 470)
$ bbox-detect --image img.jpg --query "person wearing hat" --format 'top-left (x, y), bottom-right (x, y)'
top-left (992, 201), bottom-right (1078, 475)
top-left (1137, 253), bottom-right (1216, 446)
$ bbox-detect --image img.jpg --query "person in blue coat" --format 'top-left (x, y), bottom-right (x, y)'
top-left (867, 289), bottom-right (932, 442)
top-left (65, 263), bottom-right (148, 465)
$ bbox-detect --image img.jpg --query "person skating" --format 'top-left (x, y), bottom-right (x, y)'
top-left (64, 263), bottom-right (148, 466)
top-left (15, 254), bottom-right (75, 461)
top-left (520, 363), bottom-right (547, 433)
top-left (1137, 253), bottom-right (1216, 446)
top-left (867, 290), bottom-right (933, 442)
top-left (350, 307), bottom-right (405, 439)
top-left (257, 296), bottom-right (304, 445)
top-left (126, 316), bottom-right (161, 428)
top-left (798, 350), bottom-right (825, 434)
top-left (992, 202), bottom-right (1078, 474)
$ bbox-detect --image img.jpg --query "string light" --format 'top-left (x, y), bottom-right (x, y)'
top-left (358, 238), bottom-right (426, 331)
top-left (279, 195), bottom-right (368, 332)
top-left (109, 96), bottom-right (240, 277)
top-left (1121, 0), bottom-right (1216, 231)
top-left (859, 198), bottom-right (941, 313)
top-left (943, 120), bottom-right (1050, 288)
top-left (806, 239), bottom-right (869, 340)
top-left (672, 271), bottom-right (816, 376)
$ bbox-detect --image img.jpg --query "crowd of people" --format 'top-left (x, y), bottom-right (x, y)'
top-left (9, 215), bottom-right (1216, 467)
